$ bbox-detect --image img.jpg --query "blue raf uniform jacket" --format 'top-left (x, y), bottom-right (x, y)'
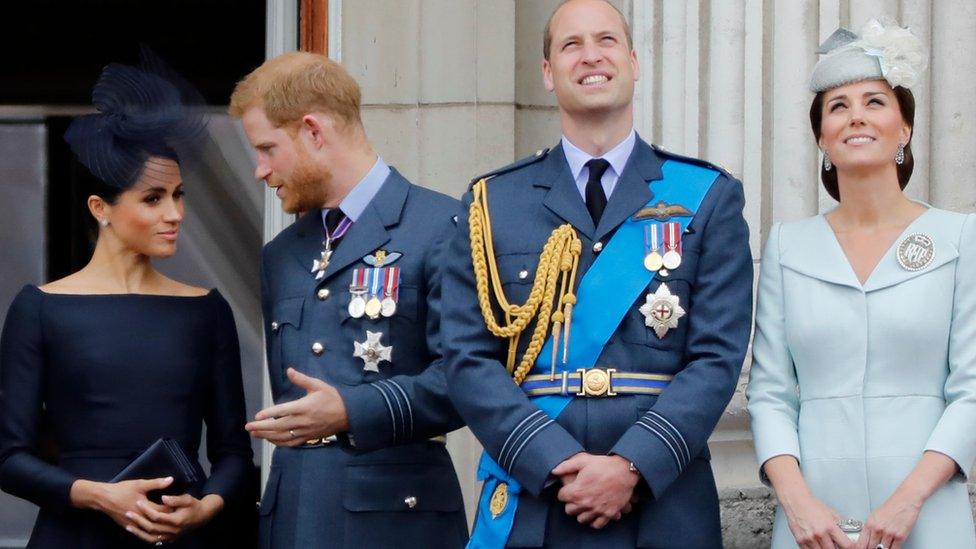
top-left (442, 137), bottom-right (753, 548)
top-left (258, 168), bottom-right (467, 549)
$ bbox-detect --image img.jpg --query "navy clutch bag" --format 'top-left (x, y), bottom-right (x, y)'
top-left (111, 438), bottom-right (200, 503)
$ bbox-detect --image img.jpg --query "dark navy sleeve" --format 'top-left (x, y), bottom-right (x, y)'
top-left (200, 291), bottom-right (254, 502)
top-left (610, 176), bottom-right (754, 499)
top-left (338, 211), bottom-right (465, 450)
top-left (441, 193), bottom-right (584, 497)
top-left (0, 287), bottom-right (78, 512)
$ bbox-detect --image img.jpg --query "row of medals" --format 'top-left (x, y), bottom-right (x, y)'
top-left (643, 245), bottom-right (681, 273)
top-left (348, 286), bottom-right (397, 319)
top-left (639, 222), bottom-right (685, 339)
top-left (643, 221), bottom-right (682, 273)
top-left (348, 267), bottom-right (397, 320)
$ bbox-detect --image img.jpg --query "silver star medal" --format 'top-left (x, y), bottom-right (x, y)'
top-left (311, 249), bottom-right (333, 280)
top-left (639, 283), bottom-right (686, 339)
top-left (353, 331), bottom-right (392, 372)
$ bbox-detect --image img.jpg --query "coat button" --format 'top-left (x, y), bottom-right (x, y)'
top-left (270, 321), bottom-right (280, 332)
top-left (592, 242), bottom-right (604, 253)
top-left (404, 496), bottom-right (417, 509)
top-left (317, 288), bottom-right (330, 300)
top-left (311, 342), bottom-right (324, 356)
top-left (518, 269), bottom-right (529, 280)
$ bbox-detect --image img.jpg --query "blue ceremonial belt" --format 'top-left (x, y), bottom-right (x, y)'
top-left (520, 371), bottom-right (673, 396)
top-left (467, 160), bottom-right (719, 549)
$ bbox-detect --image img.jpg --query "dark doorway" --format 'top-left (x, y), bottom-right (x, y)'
top-left (0, 0), bottom-right (265, 106)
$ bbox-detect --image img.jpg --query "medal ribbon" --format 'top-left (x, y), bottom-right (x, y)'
top-left (326, 215), bottom-right (353, 244)
top-left (368, 267), bottom-right (383, 299)
top-left (664, 222), bottom-right (682, 254)
top-left (384, 266), bottom-right (400, 300)
top-left (644, 223), bottom-right (661, 255)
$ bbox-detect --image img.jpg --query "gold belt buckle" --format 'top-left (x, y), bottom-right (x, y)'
top-left (576, 368), bottom-right (617, 397)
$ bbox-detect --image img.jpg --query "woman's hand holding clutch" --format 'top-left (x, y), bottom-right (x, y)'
top-left (780, 490), bottom-right (855, 549)
top-left (763, 455), bottom-right (855, 549)
top-left (855, 451), bottom-right (958, 549)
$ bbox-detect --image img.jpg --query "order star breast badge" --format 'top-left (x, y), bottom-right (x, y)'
top-left (639, 283), bottom-right (685, 339)
top-left (353, 331), bottom-right (392, 372)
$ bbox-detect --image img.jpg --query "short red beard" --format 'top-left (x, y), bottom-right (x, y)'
top-left (274, 151), bottom-right (331, 214)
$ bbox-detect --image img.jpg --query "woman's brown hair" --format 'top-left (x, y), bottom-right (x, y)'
top-left (809, 84), bottom-right (916, 201)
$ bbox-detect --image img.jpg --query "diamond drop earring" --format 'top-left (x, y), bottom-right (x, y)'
top-left (895, 143), bottom-right (906, 165)
top-left (823, 151), bottom-right (833, 171)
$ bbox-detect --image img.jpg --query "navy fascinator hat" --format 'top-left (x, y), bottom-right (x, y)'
top-left (64, 48), bottom-right (207, 190)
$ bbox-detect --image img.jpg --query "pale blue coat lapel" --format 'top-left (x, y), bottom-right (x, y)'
top-left (779, 208), bottom-right (961, 293)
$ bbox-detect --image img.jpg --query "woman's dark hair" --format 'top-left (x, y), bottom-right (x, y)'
top-left (809, 84), bottom-right (916, 201)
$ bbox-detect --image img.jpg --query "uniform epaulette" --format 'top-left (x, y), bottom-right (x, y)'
top-left (650, 144), bottom-right (735, 179)
top-left (468, 148), bottom-right (551, 190)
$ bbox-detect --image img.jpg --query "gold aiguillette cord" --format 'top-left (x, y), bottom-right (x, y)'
top-left (469, 178), bottom-right (582, 385)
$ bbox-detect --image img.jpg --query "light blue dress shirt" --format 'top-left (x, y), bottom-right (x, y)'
top-left (561, 129), bottom-right (636, 201)
top-left (320, 155), bottom-right (391, 227)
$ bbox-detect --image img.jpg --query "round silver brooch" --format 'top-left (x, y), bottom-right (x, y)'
top-left (896, 232), bottom-right (935, 272)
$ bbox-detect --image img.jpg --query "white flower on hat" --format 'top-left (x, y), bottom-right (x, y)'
top-left (855, 18), bottom-right (926, 89)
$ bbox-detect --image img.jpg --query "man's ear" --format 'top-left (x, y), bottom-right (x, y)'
top-left (300, 113), bottom-right (333, 150)
top-left (543, 60), bottom-right (555, 93)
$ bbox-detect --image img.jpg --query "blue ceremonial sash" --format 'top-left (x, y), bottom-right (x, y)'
top-left (467, 160), bottom-right (719, 549)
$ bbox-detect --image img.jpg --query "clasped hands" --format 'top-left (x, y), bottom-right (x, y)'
top-left (245, 368), bottom-right (350, 446)
top-left (783, 490), bottom-right (921, 549)
top-left (552, 452), bottom-right (640, 529)
top-left (71, 477), bottom-right (223, 545)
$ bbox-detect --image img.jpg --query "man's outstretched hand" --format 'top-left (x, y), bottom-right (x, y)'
top-left (245, 368), bottom-right (350, 446)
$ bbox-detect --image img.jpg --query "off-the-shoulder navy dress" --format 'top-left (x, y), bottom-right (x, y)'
top-left (0, 285), bottom-right (253, 548)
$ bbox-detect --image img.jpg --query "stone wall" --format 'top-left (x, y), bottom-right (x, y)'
top-left (719, 486), bottom-right (976, 548)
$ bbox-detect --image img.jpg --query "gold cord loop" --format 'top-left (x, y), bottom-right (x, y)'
top-left (469, 179), bottom-right (582, 384)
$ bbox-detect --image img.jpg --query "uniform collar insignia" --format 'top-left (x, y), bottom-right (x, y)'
top-left (363, 249), bottom-right (402, 267)
top-left (632, 201), bottom-right (694, 222)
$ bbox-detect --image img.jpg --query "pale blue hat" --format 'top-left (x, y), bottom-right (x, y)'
top-left (810, 19), bottom-right (926, 93)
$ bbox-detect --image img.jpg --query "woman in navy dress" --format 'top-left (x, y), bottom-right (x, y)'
top-left (0, 54), bottom-right (252, 547)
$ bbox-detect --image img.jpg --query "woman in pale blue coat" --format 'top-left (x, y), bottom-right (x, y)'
top-left (747, 20), bottom-right (976, 549)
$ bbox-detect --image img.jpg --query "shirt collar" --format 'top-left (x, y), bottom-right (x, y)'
top-left (561, 129), bottom-right (637, 180)
top-left (321, 155), bottom-right (391, 225)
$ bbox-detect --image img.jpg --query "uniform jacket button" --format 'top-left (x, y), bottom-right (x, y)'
top-left (317, 288), bottom-right (330, 300)
top-left (592, 241), bottom-right (604, 253)
top-left (518, 269), bottom-right (529, 280)
top-left (270, 321), bottom-right (280, 332)
top-left (404, 496), bottom-right (417, 509)
top-left (311, 342), bottom-right (324, 356)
